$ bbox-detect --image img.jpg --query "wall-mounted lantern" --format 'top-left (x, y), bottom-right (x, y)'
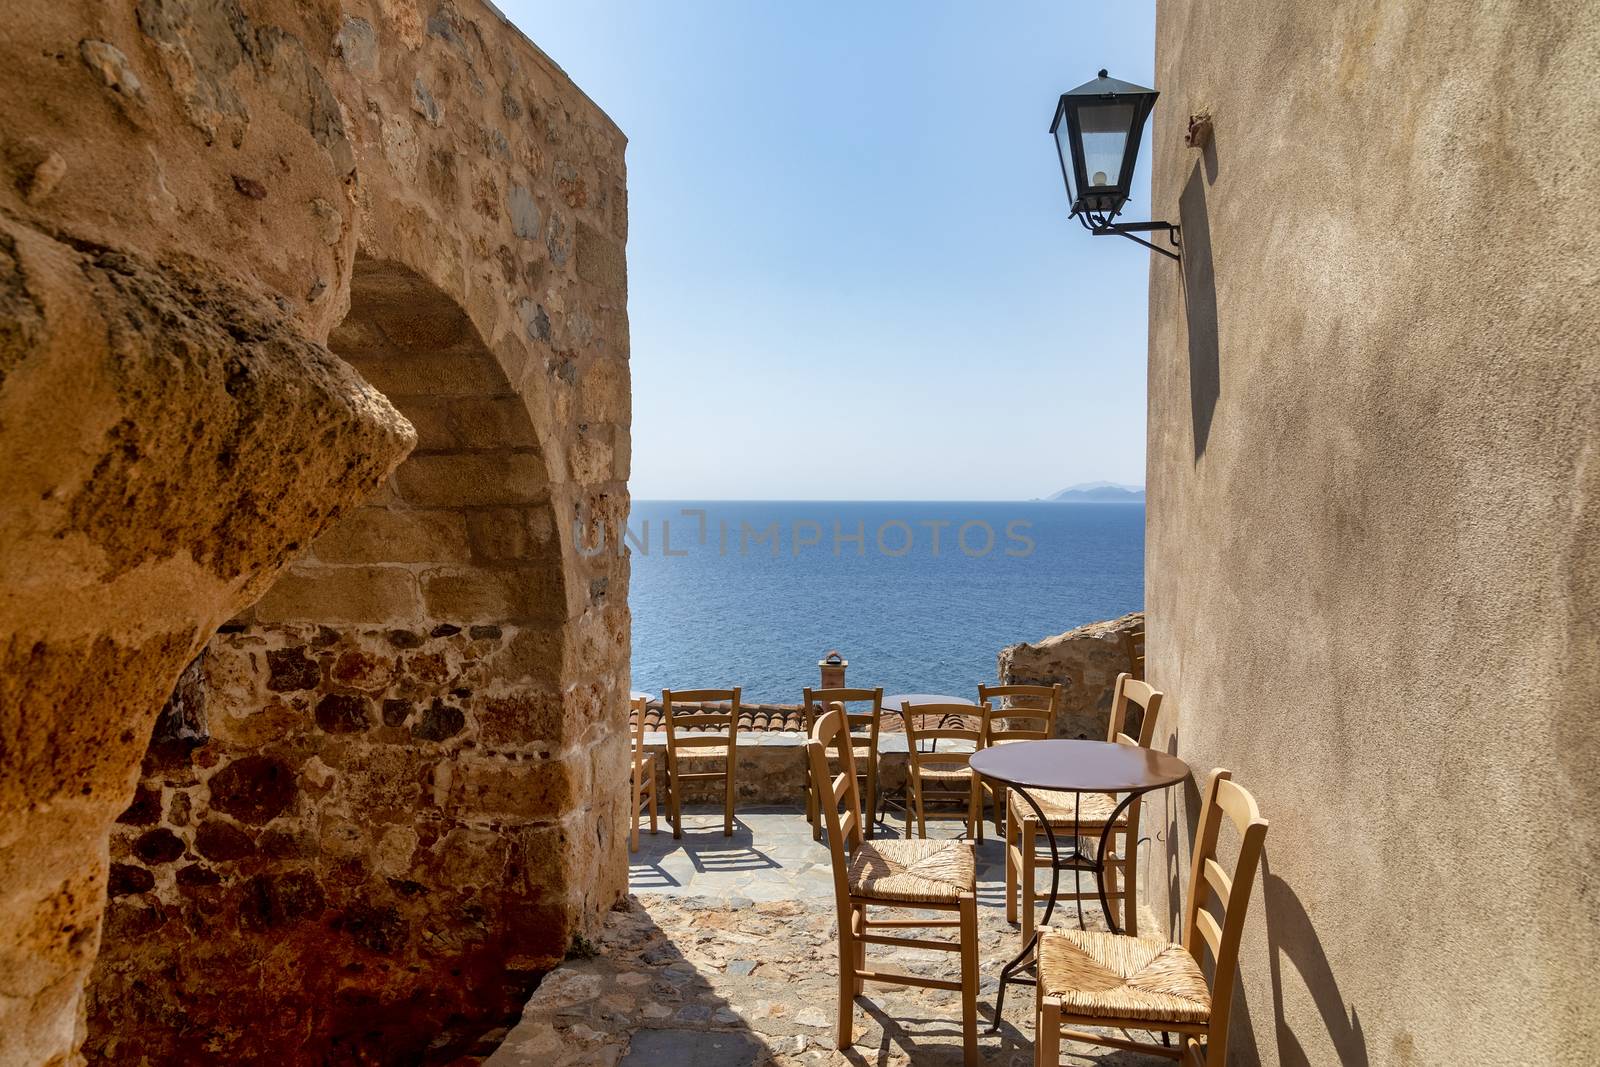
top-left (1050, 70), bottom-right (1180, 260)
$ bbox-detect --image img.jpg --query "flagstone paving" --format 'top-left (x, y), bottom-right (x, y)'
top-left (478, 805), bottom-right (1163, 1066)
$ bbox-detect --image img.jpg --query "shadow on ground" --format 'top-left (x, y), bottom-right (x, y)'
top-left (476, 805), bottom-right (1163, 1066)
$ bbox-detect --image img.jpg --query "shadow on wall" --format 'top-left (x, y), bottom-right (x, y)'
top-left (1179, 162), bottom-right (1221, 461)
top-left (1263, 858), bottom-right (1371, 1066)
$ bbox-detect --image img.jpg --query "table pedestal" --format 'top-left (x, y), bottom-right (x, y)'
top-left (989, 785), bottom-right (1149, 1030)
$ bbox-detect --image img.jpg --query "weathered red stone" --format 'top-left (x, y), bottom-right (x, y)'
top-left (412, 700), bottom-right (465, 742)
top-left (330, 650), bottom-right (390, 690)
top-left (381, 699), bottom-right (412, 727)
top-left (132, 828), bottom-right (186, 865)
top-left (386, 629), bottom-right (424, 649)
top-left (240, 871), bottom-right (325, 930)
top-left (175, 864), bottom-right (221, 888)
top-left (266, 647), bottom-right (320, 692)
top-left (208, 756), bottom-right (297, 825)
top-left (334, 903), bottom-right (408, 955)
top-left (194, 820), bottom-right (255, 861)
top-left (405, 651), bottom-right (448, 684)
top-left (314, 693), bottom-right (371, 733)
top-left (107, 864), bottom-right (154, 898)
top-left (116, 785), bottom-right (162, 826)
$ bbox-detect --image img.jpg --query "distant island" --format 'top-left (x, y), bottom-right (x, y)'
top-left (1043, 481), bottom-right (1145, 503)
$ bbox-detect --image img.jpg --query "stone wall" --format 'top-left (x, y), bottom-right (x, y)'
top-left (0, 1), bottom-right (629, 1063)
top-left (997, 611), bottom-right (1144, 738)
top-left (648, 733), bottom-right (913, 807)
top-left (1144, 1), bottom-right (1598, 1063)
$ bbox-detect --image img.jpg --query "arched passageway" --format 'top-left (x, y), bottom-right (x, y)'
top-left (87, 259), bottom-right (614, 1063)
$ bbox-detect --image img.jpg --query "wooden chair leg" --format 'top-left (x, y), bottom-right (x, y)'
top-left (807, 777), bottom-right (822, 841)
top-left (915, 777), bottom-right (928, 840)
top-left (1005, 805), bottom-right (1019, 924)
top-left (1122, 825), bottom-right (1138, 936)
top-left (851, 904), bottom-right (866, 995)
top-left (837, 920), bottom-right (855, 1050)
top-left (960, 893), bottom-right (979, 1067)
top-left (629, 761), bottom-right (641, 853)
top-left (647, 762), bottom-right (658, 834)
top-left (864, 757), bottom-right (878, 838)
top-left (667, 762), bottom-right (683, 840)
top-left (1035, 995), bottom-right (1062, 1067)
top-left (1021, 818), bottom-right (1037, 939)
top-left (971, 779), bottom-right (984, 843)
top-left (723, 763), bottom-right (735, 838)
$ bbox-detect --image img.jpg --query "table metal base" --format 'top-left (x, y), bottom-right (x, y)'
top-left (989, 784), bottom-right (1145, 1030)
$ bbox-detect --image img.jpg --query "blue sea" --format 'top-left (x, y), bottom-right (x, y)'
top-left (627, 501), bottom-right (1144, 703)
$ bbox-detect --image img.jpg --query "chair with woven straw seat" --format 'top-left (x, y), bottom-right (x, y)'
top-left (629, 694), bottom-right (658, 852)
top-left (806, 706), bottom-right (980, 1066)
top-left (1005, 674), bottom-right (1162, 936)
top-left (1034, 768), bottom-right (1267, 1066)
top-left (977, 683), bottom-right (1064, 835)
top-left (661, 687), bottom-right (741, 838)
top-left (902, 701), bottom-right (985, 841)
top-left (802, 687), bottom-right (885, 841)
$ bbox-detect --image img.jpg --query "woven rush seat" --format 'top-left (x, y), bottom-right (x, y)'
top-left (847, 838), bottom-right (975, 904)
top-left (917, 764), bottom-right (975, 782)
top-left (1039, 927), bottom-right (1211, 1024)
top-left (1012, 788), bottom-right (1123, 826)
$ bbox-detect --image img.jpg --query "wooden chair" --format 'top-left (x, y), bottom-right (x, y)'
top-left (1034, 768), bottom-right (1268, 1066)
top-left (977, 683), bottom-right (1063, 834)
top-left (807, 706), bottom-right (980, 1067)
top-left (1124, 624), bottom-right (1146, 679)
top-left (1005, 674), bottom-right (1162, 936)
top-left (629, 694), bottom-right (658, 852)
top-left (802, 687), bottom-right (885, 840)
top-left (661, 687), bottom-right (741, 838)
top-left (902, 701), bottom-right (984, 841)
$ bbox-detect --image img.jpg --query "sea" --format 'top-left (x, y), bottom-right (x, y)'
top-left (626, 500), bottom-right (1144, 704)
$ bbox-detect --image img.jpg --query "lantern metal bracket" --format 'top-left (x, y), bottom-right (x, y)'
top-left (1078, 212), bottom-right (1181, 260)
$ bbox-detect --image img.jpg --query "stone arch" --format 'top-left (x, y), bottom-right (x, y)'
top-left (259, 254), bottom-right (567, 638)
top-left (84, 258), bottom-right (602, 1063)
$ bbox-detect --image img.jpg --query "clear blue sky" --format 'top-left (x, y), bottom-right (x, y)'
top-left (506, 2), bottom-right (1157, 500)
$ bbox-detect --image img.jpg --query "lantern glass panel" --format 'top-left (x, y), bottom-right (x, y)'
top-left (1079, 101), bottom-right (1135, 189)
top-left (1053, 119), bottom-right (1078, 208)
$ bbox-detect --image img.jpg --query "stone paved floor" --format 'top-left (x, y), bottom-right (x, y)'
top-left (479, 805), bottom-right (1167, 1066)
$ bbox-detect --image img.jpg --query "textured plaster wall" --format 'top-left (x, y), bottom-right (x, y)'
top-left (0, 0), bottom-right (628, 1063)
top-left (1145, 2), bottom-right (1599, 1064)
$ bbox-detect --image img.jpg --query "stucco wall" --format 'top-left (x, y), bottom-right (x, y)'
top-left (1145, 2), bottom-right (1599, 1063)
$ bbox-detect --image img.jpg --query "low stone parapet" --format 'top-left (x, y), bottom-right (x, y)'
top-left (641, 732), bottom-right (925, 806)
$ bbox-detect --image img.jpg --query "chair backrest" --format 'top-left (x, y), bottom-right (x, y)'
top-left (1181, 769), bottom-right (1269, 1066)
top-left (901, 701), bottom-right (983, 776)
top-left (1106, 673), bottom-right (1162, 747)
top-left (802, 687), bottom-right (884, 747)
top-left (977, 683), bottom-right (1063, 745)
top-left (1124, 624), bottom-right (1146, 679)
top-left (630, 694), bottom-right (649, 767)
top-left (661, 688), bottom-right (741, 755)
top-left (806, 705), bottom-right (864, 910)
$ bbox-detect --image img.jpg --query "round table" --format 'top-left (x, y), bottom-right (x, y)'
top-left (969, 739), bottom-right (1190, 1027)
top-left (881, 693), bottom-right (975, 711)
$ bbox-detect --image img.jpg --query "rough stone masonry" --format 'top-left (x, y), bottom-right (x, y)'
top-left (0, 1), bottom-right (630, 1063)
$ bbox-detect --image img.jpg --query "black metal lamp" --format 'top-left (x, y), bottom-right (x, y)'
top-left (1050, 70), bottom-right (1179, 260)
